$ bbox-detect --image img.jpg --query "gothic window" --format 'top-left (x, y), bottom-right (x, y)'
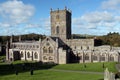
top-left (100, 55), bottom-right (105, 61)
top-left (27, 52), bottom-right (30, 58)
top-left (93, 55), bottom-right (97, 60)
top-left (56, 26), bottom-right (59, 34)
top-left (48, 47), bottom-right (53, 53)
top-left (34, 52), bottom-right (38, 59)
top-left (43, 47), bottom-right (47, 53)
top-left (21, 51), bottom-right (24, 58)
top-left (109, 55), bottom-right (114, 61)
top-left (85, 54), bottom-right (89, 60)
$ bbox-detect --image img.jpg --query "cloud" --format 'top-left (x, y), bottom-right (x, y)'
top-left (101, 0), bottom-right (120, 10)
top-left (40, 18), bottom-right (50, 30)
top-left (25, 24), bottom-right (41, 28)
top-left (0, 0), bottom-right (35, 26)
top-left (72, 10), bottom-right (120, 35)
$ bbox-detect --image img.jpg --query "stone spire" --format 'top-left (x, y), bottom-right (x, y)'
top-left (6, 41), bottom-right (9, 61)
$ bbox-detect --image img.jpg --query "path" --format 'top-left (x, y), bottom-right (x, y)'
top-left (49, 69), bottom-right (104, 75)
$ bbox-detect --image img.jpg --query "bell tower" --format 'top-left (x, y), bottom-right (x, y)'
top-left (50, 7), bottom-right (71, 40)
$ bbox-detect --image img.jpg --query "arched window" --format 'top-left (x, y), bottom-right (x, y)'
top-left (43, 47), bottom-right (47, 53)
top-left (100, 54), bottom-right (105, 61)
top-left (85, 54), bottom-right (89, 60)
top-left (34, 52), bottom-right (38, 59)
top-left (56, 26), bottom-right (59, 34)
top-left (48, 47), bottom-right (53, 53)
top-left (27, 52), bottom-right (30, 58)
top-left (109, 55), bottom-right (114, 61)
top-left (93, 55), bottom-right (97, 60)
top-left (21, 51), bottom-right (24, 58)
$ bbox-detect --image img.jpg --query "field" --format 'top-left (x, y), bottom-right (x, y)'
top-left (53, 62), bottom-right (117, 72)
top-left (0, 60), bottom-right (118, 80)
top-left (0, 70), bottom-right (103, 80)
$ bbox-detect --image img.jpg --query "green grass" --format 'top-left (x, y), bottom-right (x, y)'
top-left (52, 62), bottom-right (117, 72)
top-left (0, 61), bottom-right (117, 80)
top-left (0, 70), bottom-right (103, 80)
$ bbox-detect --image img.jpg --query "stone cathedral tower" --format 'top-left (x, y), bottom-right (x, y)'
top-left (50, 7), bottom-right (71, 41)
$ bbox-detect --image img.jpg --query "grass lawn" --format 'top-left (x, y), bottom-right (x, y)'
top-left (52, 62), bottom-right (117, 72)
top-left (0, 70), bottom-right (103, 80)
top-left (0, 60), bottom-right (117, 80)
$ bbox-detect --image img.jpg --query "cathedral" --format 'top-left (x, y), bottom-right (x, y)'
top-left (6, 8), bottom-right (120, 64)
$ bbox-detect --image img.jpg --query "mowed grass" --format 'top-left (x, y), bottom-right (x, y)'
top-left (53, 62), bottom-right (117, 72)
top-left (0, 70), bottom-right (103, 80)
top-left (0, 61), bottom-right (117, 80)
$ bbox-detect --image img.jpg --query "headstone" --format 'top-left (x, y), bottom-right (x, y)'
top-left (15, 70), bottom-right (18, 75)
top-left (104, 68), bottom-right (115, 80)
top-left (110, 72), bottom-right (115, 80)
top-left (104, 68), bottom-right (109, 80)
top-left (30, 69), bottom-right (33, 75)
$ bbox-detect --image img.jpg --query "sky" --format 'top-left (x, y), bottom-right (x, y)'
top-left (0, 0), bottom-right (120, 36)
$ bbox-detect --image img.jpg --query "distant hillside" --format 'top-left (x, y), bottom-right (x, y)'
top-left (73, 32), bottom-right (120, 47)
top-left (72, 34), bottom-right (95, 39)
top-left (0, 32), bottom-right (120, 47)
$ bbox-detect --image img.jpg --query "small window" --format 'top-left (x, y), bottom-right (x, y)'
top-left (43, 56), bottom-right (47, 60)
top-left (49, 56), bottom-right (53, 60)
top-left (56, 26), bottom-right (59, 34)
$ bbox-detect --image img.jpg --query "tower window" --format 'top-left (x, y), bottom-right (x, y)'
top-left (56, 26), bottom-right (59, 34)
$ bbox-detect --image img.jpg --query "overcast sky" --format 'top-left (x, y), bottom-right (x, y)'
top-left (0, 0), bottom-right (120, 36)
